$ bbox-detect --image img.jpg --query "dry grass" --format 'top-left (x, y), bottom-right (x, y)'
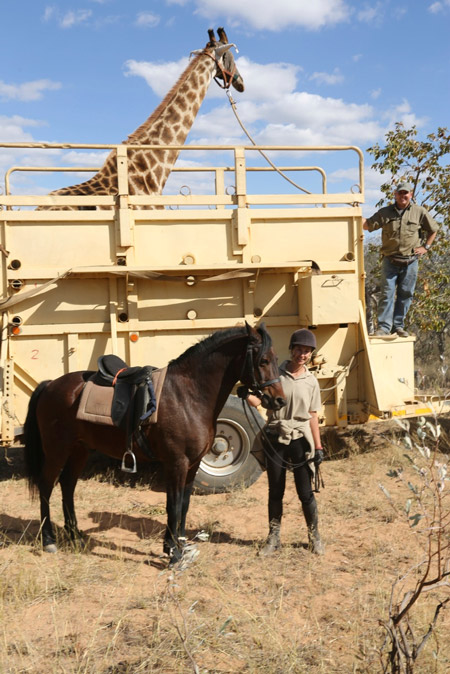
top-left (1, 438), bottom-right (449, 673)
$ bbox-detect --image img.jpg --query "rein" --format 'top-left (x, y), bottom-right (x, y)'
top-left (242, 398), bottom-right (324, 493)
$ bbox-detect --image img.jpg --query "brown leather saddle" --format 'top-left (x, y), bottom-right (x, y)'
top-left (91, 354), bottom-right (156, 434)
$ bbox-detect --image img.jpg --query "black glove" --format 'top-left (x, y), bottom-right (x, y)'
top-left (314, 449), bottom-right (324, 466)
top-left (237, 385), bottom-right (249, 399)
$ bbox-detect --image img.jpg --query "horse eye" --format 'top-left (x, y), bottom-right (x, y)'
top-left (260, 358), bottom-right (269, 366)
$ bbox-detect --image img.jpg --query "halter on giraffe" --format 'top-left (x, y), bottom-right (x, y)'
top-left (43, 28), bottom-right (244, 209)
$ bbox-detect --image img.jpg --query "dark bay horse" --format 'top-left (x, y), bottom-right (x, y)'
top-left (23, 323), bottom-right (285, 565)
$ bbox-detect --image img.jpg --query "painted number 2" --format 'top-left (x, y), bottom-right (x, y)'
top-left (31, 349), bottom-right (39, 360)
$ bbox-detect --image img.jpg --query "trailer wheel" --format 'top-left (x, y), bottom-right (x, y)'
top-left (193, 395), bottom-right (265, 495)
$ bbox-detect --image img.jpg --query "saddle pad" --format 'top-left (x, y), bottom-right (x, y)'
top-left (77, 380), bottom-right (115, 426)
top-left (77, 366), bottom-right (168, 426)
top-left (148, 366), bottom-right (167, 424)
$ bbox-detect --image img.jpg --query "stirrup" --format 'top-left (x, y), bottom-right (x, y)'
top-left (121, 449), bottom-right (137, 473)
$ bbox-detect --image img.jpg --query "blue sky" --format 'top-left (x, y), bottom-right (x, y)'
top-left (1, 0), bottom-right (449, 214)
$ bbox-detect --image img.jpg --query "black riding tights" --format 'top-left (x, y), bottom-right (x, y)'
top-left (265, 436), bottom-right (314, 523)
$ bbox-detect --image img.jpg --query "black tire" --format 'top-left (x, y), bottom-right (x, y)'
top-left (193, 395), bottom-right (265, 494)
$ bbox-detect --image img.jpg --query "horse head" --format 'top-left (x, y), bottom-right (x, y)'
top-left (243, 323), bottom-right (286, 410)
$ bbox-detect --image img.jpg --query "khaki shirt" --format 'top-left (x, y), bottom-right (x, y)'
top-left (365, 202), bottom-right (439, 257)
top-left (266, 361), bottom-right (321, 452)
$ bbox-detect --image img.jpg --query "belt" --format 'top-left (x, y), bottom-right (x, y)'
top-left (388, 254), bottom-right (418, 267)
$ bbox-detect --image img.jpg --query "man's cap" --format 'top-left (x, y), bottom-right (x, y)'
top-left (396, 181), bottom-right (414, 193)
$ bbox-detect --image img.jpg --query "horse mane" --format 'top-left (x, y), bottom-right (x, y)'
top-left (168, 324), bottom-right (271, 371)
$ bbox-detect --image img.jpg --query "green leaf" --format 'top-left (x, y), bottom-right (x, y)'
top-left (402, 435), bottom-right (413, 450)
top-left (417, 427), bottom-right (426, 440)
top-left (408, 481), bottom-right (418, 494)
top-left (409, 513), bottom-right (423, 527)
top-left (378, 483), bottom-right (391, 500)
top-left (395, 419), bottom-right (410, 432)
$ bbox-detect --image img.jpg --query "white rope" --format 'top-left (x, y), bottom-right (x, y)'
top-left (226, 90), bottom-right (312, 195)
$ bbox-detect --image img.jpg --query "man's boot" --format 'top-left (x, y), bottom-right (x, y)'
top-left (302, 499), bottom-right (325, 555)
top-left (259, 519), bottom-right (281, 556)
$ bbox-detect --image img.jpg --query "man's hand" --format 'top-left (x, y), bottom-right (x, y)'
top-left (414, 245), bottom-right (428, 256)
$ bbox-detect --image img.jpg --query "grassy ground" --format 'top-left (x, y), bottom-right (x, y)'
top-left (1, 430), bottom-right (449, 673)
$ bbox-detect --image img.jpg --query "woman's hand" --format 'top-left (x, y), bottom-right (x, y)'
top-left (314, 449), bottom-right (324, 465)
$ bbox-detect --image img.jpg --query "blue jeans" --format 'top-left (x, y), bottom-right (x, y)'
top-left (377, 256), bottom-right (418, 333)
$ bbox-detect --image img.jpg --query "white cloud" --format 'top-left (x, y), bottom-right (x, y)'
top-left (309, 68), bottom-right (344, 85)
top-left (193, 89), bottom-right (384, 147)
top-left (0, 79), bottom-right (61, 102)
top-left (124, 57), bottom-right (189, 98)
top-left (61, 150), bottom-right (110, 166)
top-left (370, 88), bottom-right (381, 99)
top-left (43, 6), bottom-right (55, 22)
top-left (0, 115), bottom-right (45, 142)
top-left (357, 3), bottom-right (384, 23)
top-left (190, 0), bottom-right (351, 31)
top-left (233, 57), bottom-right (301, 101)
top-left (61, 9), bottom-right (93, 28)
top-left (135, 12), bottom-right (160, 28)
top-left (383, 99), bottom-right (427, 129)
top-left (429, 1), bottom-right (450, 12)
top-left (43, 6), bottom-right (93, 28)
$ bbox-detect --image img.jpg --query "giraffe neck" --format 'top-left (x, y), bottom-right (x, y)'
top-left (52, 51), bottom-right (217, 199)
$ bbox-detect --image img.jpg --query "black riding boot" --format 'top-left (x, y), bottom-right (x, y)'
top-left (302, 499), bottom-right (324, 555)
top-left (259, 519), bottom-right (281, 556)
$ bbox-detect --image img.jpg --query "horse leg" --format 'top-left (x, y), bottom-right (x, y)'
top-left (164, 464), bottom-right (189, 564)
top-left (37, 465), bottom-right (61, 553)
top-left (59, 448), bottom-right (89, 546)
top-left (179, 464), bottom-right (199, 542)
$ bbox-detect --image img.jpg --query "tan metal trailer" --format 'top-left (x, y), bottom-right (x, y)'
top-left (0, 141), bottom-right (437, 491)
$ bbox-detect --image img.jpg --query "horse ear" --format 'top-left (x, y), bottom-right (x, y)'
top-left (245, 321), bottom-right (259, 344)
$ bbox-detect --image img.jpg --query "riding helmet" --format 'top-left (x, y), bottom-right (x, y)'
top-left (289, 328), bottom-right (317, 350)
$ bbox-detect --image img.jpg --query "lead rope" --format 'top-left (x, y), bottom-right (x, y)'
top-left (226, 90), bottom-right (312, 196)
top-left (241, 398), bottom-right (324, 492)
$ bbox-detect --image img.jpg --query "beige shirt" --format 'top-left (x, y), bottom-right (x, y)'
top-left (365, 202), bottom-right (439, 257)
top-left (266, 361), bottom-right (321, 452)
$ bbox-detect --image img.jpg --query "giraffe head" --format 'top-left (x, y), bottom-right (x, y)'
top-left (206, 27), bottom-right (245, 93)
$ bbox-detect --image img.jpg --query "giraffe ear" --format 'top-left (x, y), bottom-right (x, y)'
top-left (215, 43), bottom-right (235, 58)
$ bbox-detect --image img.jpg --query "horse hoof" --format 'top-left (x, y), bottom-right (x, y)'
top-left (169, 544), bottom-right (199, 570)
top-left (43, 543), bottom-right (57, 553)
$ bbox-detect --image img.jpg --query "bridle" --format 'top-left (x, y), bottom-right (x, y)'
top-left (201, 47), bottom-right (239, 90)
top-left (213, 58), bottom-right (238, 90)
top-left (240, 328), bottom-right (281, 399)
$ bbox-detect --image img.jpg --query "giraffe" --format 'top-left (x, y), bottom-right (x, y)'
top-left (41, 27), bottom-right (244, 209)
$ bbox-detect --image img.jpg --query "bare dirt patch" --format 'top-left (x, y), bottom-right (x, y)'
top-left (1, 430), bottom-right (449, 673)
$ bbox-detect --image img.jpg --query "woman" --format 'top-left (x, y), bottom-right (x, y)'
top-left (247, 328), bottom-right (324, 555)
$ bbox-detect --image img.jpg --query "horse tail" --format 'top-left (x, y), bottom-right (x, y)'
top-left (23, 380), bottom-right (51, 497)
